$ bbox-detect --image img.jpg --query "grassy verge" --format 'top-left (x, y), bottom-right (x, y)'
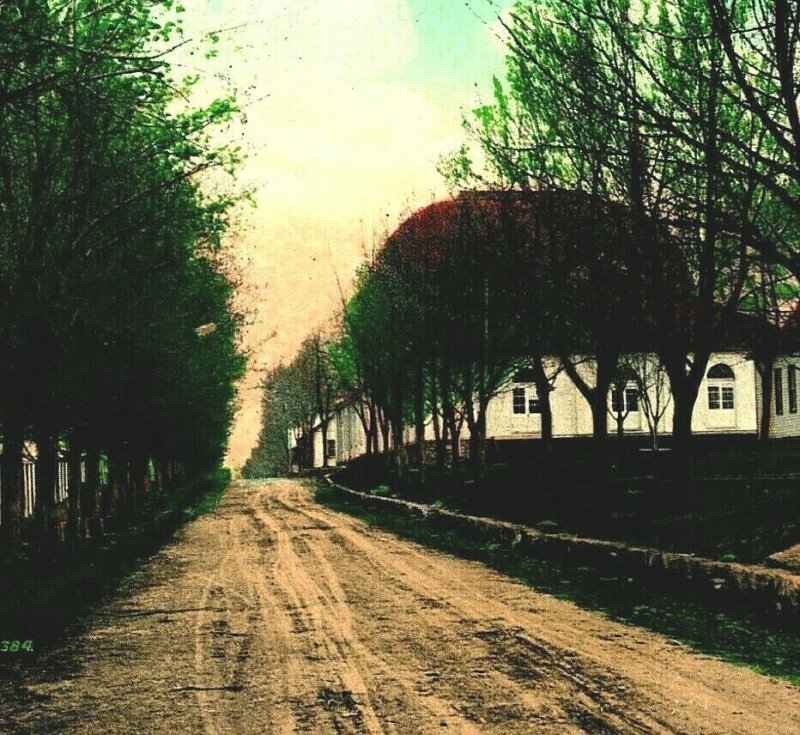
top-left (315, 483), bottom-right (800, 686)
top-left (336, 445), bottom-right (800, 564)
top-left (0, 468), bottom-right (230, 662)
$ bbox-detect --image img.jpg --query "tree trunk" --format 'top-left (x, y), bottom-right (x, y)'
top-left (321, 420), bottom-right (329, 468)
top-left (1, 424), bottom-right (24, 538)
top-left (430, 373), bottom-right (446, 472)
top-left (104, 453), bottom-right (121, 525)
top-left (134, 456), bottom-right (149, 509)
top-left (83, 446), bottom-right (100, 537)
top-left (413, 359), bottom-right (425, 475)
top-left (366, 400), bottom-right (378, 455)
top-left (121, 456), bottom-right (133, 516)
top-left (67, 441), bottom-right (82, 539)
top-left (559, 354), bottom-right (614, 494)
top-left (306, 420), bottom-right (315, 469)
top-left (34, 428), bottom-right (58, 538)
top-left (154, 458), bottom-right (166, 494)
top-left (378, 407), bottom-right (390, 458)
top-left (589, 391), bottom-right (609, 493)
top-left (468, 401), bottom-right (488, 479)
top-left (531, 357), bottom-right (553, 463)
top-left (441, 389), bottom-right (459, 467)
top-left (142, 457), bottom-right (151, 497)
top-left (671, 389), bottom-right (694, 505)
top-left (354, 403), bottom-right (371, 458)
top-left (664, 352), bottom-right (708, 506)
top-left (649, 424), bottom-right (659, 451)
top-left (446, 408), bottom-right (460, 467)
top-left (390, 416), bottom-right (407, 473)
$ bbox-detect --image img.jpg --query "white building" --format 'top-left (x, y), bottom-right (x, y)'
top-left (767, 356), bottom-right (800, 438)
top-left (489, 352), bottom-right (759, 441)
top-left (313, 348), bottom-right (799, 468)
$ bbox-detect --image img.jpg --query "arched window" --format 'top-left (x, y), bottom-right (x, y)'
top-left (513, 368), bottom-right (536, 383)
top-left (707, 363), bottom-right (735, 380)
top-left (707, 363), bottom-right (735, 410)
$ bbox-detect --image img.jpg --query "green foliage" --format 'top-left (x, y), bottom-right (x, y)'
top-left (468, 0), bottom-right (800, 293)
top-left (0, 0), bottom-right (244, 511)
top-left (243, 333), bottom-right (339, 477)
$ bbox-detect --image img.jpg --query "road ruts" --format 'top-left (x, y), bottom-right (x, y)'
top-left (0, 478), bottom-right (798, 734)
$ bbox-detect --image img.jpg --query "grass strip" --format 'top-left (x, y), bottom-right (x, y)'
top-left (315, 482), bottom-right (800, 686)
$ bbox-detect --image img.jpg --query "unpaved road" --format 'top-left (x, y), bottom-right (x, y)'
top-left (1, 479), bottom-right (798, 734)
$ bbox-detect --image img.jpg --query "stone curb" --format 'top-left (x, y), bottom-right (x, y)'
top-left (323, 476), bottom-right (800, 619)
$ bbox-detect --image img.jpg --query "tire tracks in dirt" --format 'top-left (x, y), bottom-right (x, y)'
top-left (267, 480), bottom-right (799, 735)
top-left (269, 486), bottom-right (665, 734)
top-left (0, 478), bottom-right (797, 735)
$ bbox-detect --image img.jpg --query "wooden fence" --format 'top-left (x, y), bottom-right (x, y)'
top-left (0, 455), bottom-right (90, 523)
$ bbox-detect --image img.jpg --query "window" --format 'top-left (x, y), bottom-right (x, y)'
top-left (625, 387), bottom-right (639, 412)
top-left (707, 363), bottom-right (735, 380)
top-left (789, 365), bottom-right (797, 414)
top-left (513, 386), bottom-right (540, 414)
top-left (611, 386), bottom-right (623, 414)
top-left (775, 368), bottom-right (784, 415)
top-left (326, 439), bottom-right (336, 459)
top-left (611, 384), bottom-right (639, 414)
top-left (721, 386), bottom-right (734, 410)
top-left (707, 363), bottom-right (735, 411)
top-left (512, 387), bottom-right (526, 414)
top-left (513, 368), bottom-right (536, 383)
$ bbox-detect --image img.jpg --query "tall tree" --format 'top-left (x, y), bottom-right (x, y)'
top-left (455, 0), bottom-right (797, 499)
top-left (0, 0), bottom-right (244, 538)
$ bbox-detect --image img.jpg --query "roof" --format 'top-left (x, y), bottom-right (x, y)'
top-left (376, 188), bottom-right (790, 355)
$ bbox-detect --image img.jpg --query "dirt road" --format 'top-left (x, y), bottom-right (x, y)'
top-left (1, 479), bottom-right (798, 734)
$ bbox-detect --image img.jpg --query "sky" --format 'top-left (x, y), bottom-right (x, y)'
top-left (177, 0), bottom-right (511, 467)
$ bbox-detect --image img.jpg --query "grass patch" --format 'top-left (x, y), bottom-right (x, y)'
top-left (0, 468), bottom-right (230, 662)
top-left (315, 483), bottom-right (800, 686)
top-left (335, 442), bottom-right (800, 564)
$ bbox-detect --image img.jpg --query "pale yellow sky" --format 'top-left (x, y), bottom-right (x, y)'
top-left (174, 0), bottom-right (507, 466)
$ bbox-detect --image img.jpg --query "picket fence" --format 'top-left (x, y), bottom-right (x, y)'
top-left (0, 455), bottom-right (103, 523)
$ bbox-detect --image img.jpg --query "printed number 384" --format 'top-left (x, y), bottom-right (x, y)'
top-left (0, 640), bottom-right (33, 652)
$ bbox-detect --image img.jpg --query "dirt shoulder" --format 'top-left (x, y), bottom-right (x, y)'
top-left (1, 478), bottom-right (797, 734)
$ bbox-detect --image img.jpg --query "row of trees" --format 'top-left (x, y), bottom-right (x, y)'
top-left (245, 0), bottom-right (799, 503)
top-left (0, 0), bottom-right (244, 539)
top-left (244, 333), bottom-right (337, 478)
top-left (451, 0), bottom-right (800, 488)
top-left (247, 188), bottom-right (794, 500)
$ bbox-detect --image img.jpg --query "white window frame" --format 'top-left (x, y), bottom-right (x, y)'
top-left (512, 387), bottom-right (526, 414)
top-left (512, 385), bottom-right (541, 415)
top-left (707, 364), bottom-right (735, 412)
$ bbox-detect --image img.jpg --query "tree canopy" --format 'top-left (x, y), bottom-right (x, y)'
top-left (0, 0), bottom-right (245, 535)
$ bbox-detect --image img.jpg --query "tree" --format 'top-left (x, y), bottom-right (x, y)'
top-left (455, 0), bottom-right (797, 500)
top-left (623, 354), bottom-right (672, 451)
top-left (0, 0), bottom-right (244, 539)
